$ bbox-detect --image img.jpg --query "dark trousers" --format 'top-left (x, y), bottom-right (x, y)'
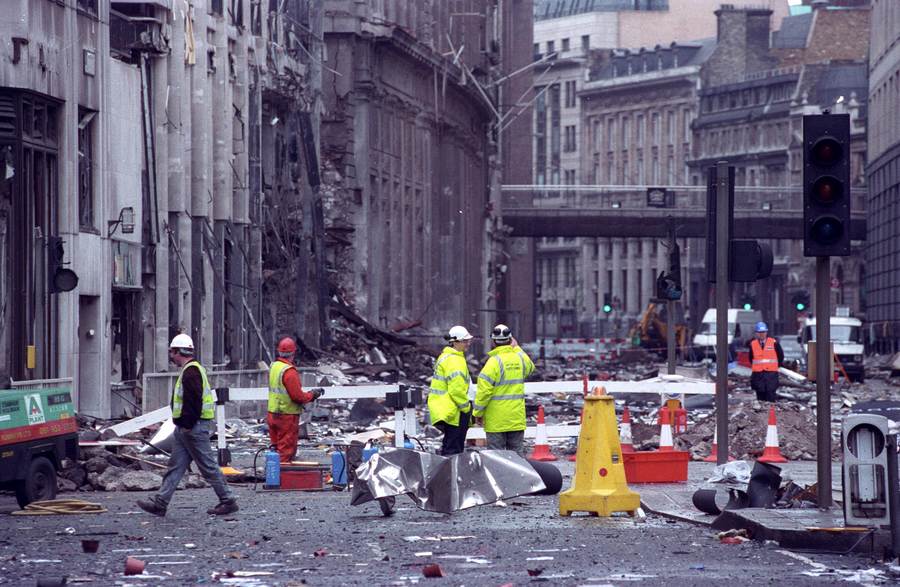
top-left (751, 371), bottom-right (779, 402)
top-left (438, 410), bottom-right (471, 456)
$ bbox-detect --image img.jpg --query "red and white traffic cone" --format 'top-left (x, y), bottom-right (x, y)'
top-left (704, 427), bottom-right (735, 462)
top-left (757, 406), bottom-right (787, 463)
top-left (658, 406), bottom-right (674, 452)
top-left (529, 406), bottom-right (557, 461)
top-left (619, 406), bottom-right (634, 453)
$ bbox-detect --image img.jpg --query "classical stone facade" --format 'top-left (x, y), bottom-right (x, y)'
top-left (866, 0), bottom-right (900, 352)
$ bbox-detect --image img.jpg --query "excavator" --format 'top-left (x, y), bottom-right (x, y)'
top-left (628, 302), bottom-right (690, 358)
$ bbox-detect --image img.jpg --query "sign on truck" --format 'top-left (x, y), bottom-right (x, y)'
top-left (0, 388), bottom-right (78, 507)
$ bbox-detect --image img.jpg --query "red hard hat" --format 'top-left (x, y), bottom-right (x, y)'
top-left (278, 338), bottom-right (296, 353)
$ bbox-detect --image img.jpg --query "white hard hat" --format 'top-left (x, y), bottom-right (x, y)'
top-left (446, 325), bottom-right (473, 343)
top-left (491, 324), bottom-right (512, 343)
top-left (169, 333), bottom-right (195, 352)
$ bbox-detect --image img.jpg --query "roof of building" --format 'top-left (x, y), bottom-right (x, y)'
top-left (590, 38), bottom-right (715, 81)
top-left (534, 0), bottom-right (668, 21)
top-left (811, 63), bottom-right (868, 111)
top-left (771, 12), bottom-right (813, 49)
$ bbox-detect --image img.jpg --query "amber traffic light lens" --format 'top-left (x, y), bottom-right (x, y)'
top-left (811, 138), bottom-right (842, 166)
top-left (810, 175), bottom-right (842, 204)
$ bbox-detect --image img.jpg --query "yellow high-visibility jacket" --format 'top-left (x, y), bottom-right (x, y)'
top-left (428, 347), bottom-right (472, 427)
top-left (172, 361), bottom-right (215, 419)
top-left (268, 360), bottom-right (304, 414)
top-left (474, 345), bottom-right (535, 432)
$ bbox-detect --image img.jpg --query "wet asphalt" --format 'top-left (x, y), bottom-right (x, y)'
top-left (2, 448), bottom-right (898, 586)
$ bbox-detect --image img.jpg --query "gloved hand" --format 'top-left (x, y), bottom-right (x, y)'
top-left (310, 387), bottom-right (325, 400)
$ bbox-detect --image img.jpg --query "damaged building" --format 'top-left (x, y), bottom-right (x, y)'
top-left (0, 0), bottom-right (534, 419)
top-left (317, 2), bottom-right (533, 350)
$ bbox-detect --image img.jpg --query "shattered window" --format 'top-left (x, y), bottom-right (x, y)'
top-left (78, 108), bottom-right (96, 231)
top-left (76, 0), bottom-right (98, 17)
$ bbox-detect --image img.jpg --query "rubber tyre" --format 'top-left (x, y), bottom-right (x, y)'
top-left (14, 456), bottom-right (58, 508)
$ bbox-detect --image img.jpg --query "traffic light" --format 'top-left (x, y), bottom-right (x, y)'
top-left (705, 165), bottom-right (734, 283)
top-left (791, 291), bottom-right (810, 311)
top-left (47, 236), bottom-right (79, 293)
top-left (602, 293), bottom-right (612, 313)
top-left (729, 240), bottom-right (774, 282)
top-left (803, 113), bottom-right (850, 257)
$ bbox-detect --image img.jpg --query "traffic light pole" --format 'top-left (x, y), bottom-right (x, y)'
top-left (714, 161), bottom-right (730, 465)
top-left (667, 219), bottom-right (676, 375)
top-left (815, 255), bottom-right (833, 508)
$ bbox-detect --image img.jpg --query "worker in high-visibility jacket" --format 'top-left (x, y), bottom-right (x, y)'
top-left (474, 324), bottom-right (535, 458)
top-left (748, 322), bottom-right (784, 402)
top-left (269, 337), bottom-right (324, 463)
top-left (137, 334), bottom-right (238, 517)
top-left (428, 325), bottom-right (474, 455)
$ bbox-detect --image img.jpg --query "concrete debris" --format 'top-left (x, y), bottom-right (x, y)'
top-left (56, 345), bottom-right (899, 493)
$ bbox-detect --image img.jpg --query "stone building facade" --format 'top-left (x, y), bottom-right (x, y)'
top-left (528, 2), bottom-right (870, 341)
top-left (866, 0), bottom-right (900, 352)
top-left (0, 0), bottom-right (531, 416)
top-left (0, 0), bottom-right (319, 416)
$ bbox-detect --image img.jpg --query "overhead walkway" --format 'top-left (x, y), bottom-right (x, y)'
top-left (500, 185), bottom-right (867, 239)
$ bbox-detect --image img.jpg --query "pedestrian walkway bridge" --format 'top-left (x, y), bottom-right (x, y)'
top-left (500, 185), bottom-right (867, 239)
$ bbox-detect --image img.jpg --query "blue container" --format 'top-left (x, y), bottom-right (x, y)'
top-left (332, 448), bottom-right (378, 486)
top-left (264, 448), bottom-right (281, 489)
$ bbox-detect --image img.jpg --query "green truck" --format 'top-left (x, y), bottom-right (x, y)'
top-left (0, 388), bottom-right (79, 507)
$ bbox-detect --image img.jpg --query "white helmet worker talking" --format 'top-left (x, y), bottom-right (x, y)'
top-left (169, 333), bottom-right (195, 354)
top-left (445, 325), bottom-right (473, 343)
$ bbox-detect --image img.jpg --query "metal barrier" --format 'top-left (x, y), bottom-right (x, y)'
top-left (11, 377), bottom-right (74, 390)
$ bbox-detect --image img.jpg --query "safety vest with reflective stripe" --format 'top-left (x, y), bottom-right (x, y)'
top-left (268, 359), bottom-right (304, 414)
top-left (428, 347), bottom-right (471, 427)
top-left (750, 338), bottom-right (779, 372)
top-left (172, 360), bottom-right (215, 419)
top-left (474, 345), bottom-right (535, 433)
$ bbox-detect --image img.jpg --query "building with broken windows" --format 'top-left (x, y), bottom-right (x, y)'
top-left (0, 0), bottom-right (321, 417)
top-left (0, 0), bottom-right (531, 418)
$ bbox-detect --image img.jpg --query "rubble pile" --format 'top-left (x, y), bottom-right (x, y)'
top-left (299, 296), bottom-right (440, 384)
top-left (57, 444), bottom-right (210, 494)
top-left (46, 345), bottom-right (900, 497)
top-left (670, 401), bottom-right (845, 462)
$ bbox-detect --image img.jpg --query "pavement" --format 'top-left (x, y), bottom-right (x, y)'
top-left (609, 457), bottom-right (897, 556)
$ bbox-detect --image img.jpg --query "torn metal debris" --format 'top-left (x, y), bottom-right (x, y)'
top-left (350, 448), bottom-right (559, 514)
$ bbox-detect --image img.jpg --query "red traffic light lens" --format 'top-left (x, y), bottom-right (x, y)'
top-left (810, 175), bottom-right (843, 204)
top-left (811, 138), bottom-right (843, 166)
top-left (810, 216), bottom-right (844, 245)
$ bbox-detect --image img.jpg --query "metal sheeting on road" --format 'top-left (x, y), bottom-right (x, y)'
top-left (350, 448), bottom-right (546, 513)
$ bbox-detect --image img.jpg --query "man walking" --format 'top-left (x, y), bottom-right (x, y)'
top-left (268, 337), bottom-right (323, 463)
top-left (137, 334), bottom-right (238, 516)
top-left (428, 326), bottom-right (474, 456)
top-left (748, 322), bottom-right (784, 402)
top-left (474, 324), bottom-right (535, 458)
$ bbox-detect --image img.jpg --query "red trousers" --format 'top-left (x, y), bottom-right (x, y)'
top-left (268, 412), bottom-right (300, 464)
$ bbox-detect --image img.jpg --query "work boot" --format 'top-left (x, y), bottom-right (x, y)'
top-left (207, 499), bottom-right (239, 515)
top-left (137, 498), bottom-right (167, 517)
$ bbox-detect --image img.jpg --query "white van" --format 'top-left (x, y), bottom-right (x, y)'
top-left (798, 311), bottom-right (865, 382)
top-left (692, 308), bottom-right (762, 361)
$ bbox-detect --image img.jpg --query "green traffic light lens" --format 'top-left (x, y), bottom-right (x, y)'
top-left (603, 305), bottom-right (611, 313)
top-left (811, 138), bottom-right (842, 166)
top-left (796, 303), bottom-right (805, 310)
top-left (810, 216), bottom-right (844, 244)
top-left (811, 175), bottom-right (843, 203)
top-left (743, 303), bottom-right (751, 310)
